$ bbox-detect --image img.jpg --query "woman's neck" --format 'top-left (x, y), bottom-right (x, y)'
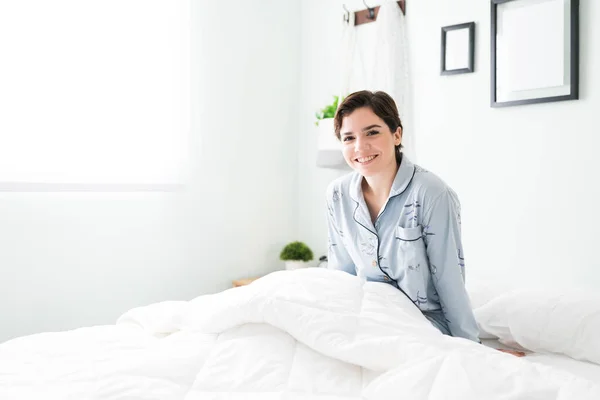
top-left (362, 161), bottom-right (399, 200)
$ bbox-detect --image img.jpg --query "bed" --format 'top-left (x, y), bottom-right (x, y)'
top-left (1, 268), bottom-right (599, 399)
top-left (482, 338), bottom-right (600, 383)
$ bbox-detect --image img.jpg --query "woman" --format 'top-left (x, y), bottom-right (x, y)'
top-left (326, 90), bottom-right (478, 343)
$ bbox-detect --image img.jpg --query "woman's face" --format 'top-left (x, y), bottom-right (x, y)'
top-left (339, 107), bottom-right (402, 177)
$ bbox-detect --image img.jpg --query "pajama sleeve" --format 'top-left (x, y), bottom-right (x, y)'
top-left (422, 188), bottom-right (480, 342)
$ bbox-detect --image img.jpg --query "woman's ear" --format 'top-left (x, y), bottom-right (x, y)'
top-left (394, 127), bottom-right (402, 146)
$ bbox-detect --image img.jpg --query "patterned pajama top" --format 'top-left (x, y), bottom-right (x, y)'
top-left (326, 155), bottom-right (479, 342)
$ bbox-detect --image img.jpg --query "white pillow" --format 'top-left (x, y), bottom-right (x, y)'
top-left (466, 278), bottom-right (514, 310)
top-left (474, 289), bottom-right (600, 365)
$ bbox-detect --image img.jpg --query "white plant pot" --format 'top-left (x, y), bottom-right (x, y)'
top-left (316, 118), bottom-right (347, 169)
top-left (285, 260), bottom-right (308, 271)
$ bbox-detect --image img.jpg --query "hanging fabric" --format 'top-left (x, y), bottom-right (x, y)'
top-left (371, 0), bottom-right (415, 160)
top-left (338, 9), bottom-right (357, 103)
top-left (328, 2), bottom-right (414, 165)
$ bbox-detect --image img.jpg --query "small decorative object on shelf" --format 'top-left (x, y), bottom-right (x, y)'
top-left (232, 277), bottom-right (260, 288)
top-left (314, 95), bottom-right (341, 127)
top-left (317, 255), bottom-right (328, 268)
top-left (280, 241), bottom-right (314, 270)
top-left (315, 95), bottom-right (348, 169)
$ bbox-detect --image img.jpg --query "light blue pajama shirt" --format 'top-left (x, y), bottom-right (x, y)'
top-left (325, 155), bottom-right (480, 342)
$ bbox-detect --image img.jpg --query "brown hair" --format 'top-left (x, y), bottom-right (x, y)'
top-left (334, 90), bottom-right (403, 164)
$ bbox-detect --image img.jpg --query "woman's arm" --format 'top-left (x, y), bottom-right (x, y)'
top-left (326, 198), bottom-right (356, 275)
top-left (422, 188), bottom-right (479, 342)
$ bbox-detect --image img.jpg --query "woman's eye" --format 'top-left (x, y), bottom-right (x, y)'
top-left (367, 130), bottom-right (379, 136)
top-left (343, 136), bottom-right (354, 142)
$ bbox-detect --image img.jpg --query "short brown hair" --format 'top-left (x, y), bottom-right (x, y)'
top-left (334, 90), bottom-right (403, 164)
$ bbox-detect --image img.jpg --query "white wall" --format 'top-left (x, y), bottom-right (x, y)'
top-left (297, 0), bottom-right (354, 260)
top-left (409, 0), bottom-right (600, 291)
top-left (298, 0), bottom-right (600, 290)
top-left (0, 0), bottom-right (301, 343)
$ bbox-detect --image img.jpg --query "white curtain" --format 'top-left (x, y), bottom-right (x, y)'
top-left (372, 0), bottom-right (414, 160)
top-left (338, 0), bottom-right (415, 160)
top-left (338, 10), bottom-right (356, 103)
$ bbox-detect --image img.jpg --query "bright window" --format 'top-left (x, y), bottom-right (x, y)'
top-left (0, 1), bottom-right (190, 189)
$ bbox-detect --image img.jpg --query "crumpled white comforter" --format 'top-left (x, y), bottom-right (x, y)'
top-left (1, 268), bottom-right (599, 399)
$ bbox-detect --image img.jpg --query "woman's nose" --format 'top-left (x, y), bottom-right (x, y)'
top-left (354, 136), bottom-right (370, 152)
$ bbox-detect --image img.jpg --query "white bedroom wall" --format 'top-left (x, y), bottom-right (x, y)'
top-left (0, 0), bottom-right (301, 343)
top-left (298, 0), bottom-right (600, 291)
top-left (408, 0), bottom-right (599, 291)
top-left (297, 0), bottom-right (355, 261)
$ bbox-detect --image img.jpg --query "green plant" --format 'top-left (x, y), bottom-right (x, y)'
top-left (315, 95), bottom-right (342, 126)
top-left (279, 241), bottom-right (314, 262)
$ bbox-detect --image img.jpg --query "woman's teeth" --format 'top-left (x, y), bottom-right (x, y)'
top-left (357, 155), bottom-right (377, 163)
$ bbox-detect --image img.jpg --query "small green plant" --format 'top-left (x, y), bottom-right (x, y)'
top-left (315, 95), bottom-right (342, 126)
top-left (279, 241), bottom-right (314, 262)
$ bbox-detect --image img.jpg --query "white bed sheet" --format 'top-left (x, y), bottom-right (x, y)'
top-left (482, 339), bottom-right (600, 384)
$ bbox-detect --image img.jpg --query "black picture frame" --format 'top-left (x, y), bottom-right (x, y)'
top-left (491, 0), bottom-right (579, 108)
top-left (441, 22), bottom-right (475, 75)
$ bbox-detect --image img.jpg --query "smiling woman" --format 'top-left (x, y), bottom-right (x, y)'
top-left (326, 90), bottom-right (481, 343)
top-left (0, 0), bottom-right (191, 189)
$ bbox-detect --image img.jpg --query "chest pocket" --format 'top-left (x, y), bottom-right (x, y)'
top-left (394, 225), bottom-right (430, 279)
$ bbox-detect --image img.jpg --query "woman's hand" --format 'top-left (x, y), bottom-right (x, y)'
top-left (497, 348), bottom-right (526, 357)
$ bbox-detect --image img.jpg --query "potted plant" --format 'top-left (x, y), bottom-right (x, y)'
top-left (315, 95), bottom-right (347, 168)
top-left (280, 241), bottom-right (314, 270)
top-left (315, 95), bottom-right (341, 127)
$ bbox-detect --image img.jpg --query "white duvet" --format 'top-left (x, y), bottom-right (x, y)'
top-left (1, 268), bottom-right (599, 399)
